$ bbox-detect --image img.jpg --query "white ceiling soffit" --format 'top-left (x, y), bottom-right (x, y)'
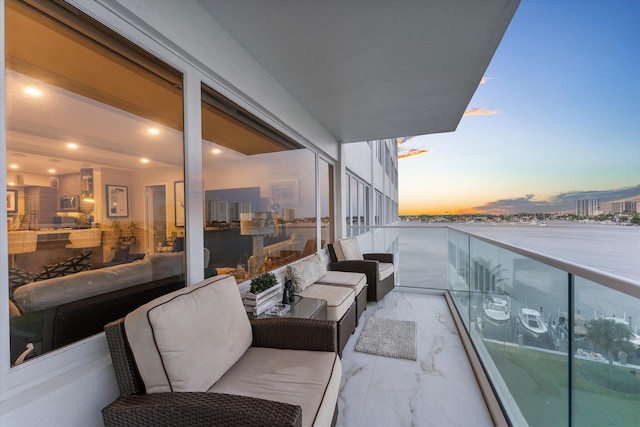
top-left (197, 0), bottom-right (519, 143)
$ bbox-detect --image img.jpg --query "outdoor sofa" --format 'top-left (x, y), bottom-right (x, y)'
top-left (286, 253), bottom-right (367, 354)
top-left (102, 274), bottom-right (340, 427)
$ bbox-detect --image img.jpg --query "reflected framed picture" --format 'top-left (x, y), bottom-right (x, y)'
top-left (174, 181), bottom-right (185, 227)
top-left (106, 185), bottom-right (129, 218)
top-left (269, 180), bottom-right (299, 205)
top-left (7, 189), bottom-right (17, 213)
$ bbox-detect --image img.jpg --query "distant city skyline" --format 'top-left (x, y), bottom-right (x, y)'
top-left (398, 1), bottom-right (640, 215)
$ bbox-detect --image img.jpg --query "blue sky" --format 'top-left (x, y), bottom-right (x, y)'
top-left (399, 0), bottom-right (640, 215)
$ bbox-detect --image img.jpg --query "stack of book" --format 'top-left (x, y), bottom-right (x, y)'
top-left (244, 285), bottom-right (282, 316)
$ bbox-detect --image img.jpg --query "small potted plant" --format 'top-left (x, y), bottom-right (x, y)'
top-left (250, 272), bottom-right (278, 294)
top-left (244, 272), bottom-right (281, 315)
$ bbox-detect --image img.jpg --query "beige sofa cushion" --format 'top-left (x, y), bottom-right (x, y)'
top-left (124, 275), bottom-right (252, 393)
top-left (286, 254), bottom-right (327, 293)
top-left (14, 260), bottom-right (153, 312)
top-left (298, 284), bottom-right (353, 322)
top-left (210, 347), bottom-right (341, 427)
top-left (316, 271), bottom-right (367, 295)
top-left (331, 237), bottom-right (363, 261)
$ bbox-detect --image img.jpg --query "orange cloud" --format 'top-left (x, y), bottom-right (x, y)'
top-left (463, 107), bottom-right (499, 116)
top-left (396, 137), bottom-right (412, 146)
top-left (480, 77), bottom-right (493, 85)
top-left (398, 149), bottom-right (430, 160)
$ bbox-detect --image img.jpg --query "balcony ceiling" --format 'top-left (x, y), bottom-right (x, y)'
top-left (198, 0), bottom-right (519, 142)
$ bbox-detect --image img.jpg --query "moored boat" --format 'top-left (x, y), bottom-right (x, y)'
top-left (517, 308), bottom-right (549, 340)
top-left (483, 295), bottom-right (511, 326)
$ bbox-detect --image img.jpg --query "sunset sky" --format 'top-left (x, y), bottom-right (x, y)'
top-left (398, 0), bottom-right (640, 216)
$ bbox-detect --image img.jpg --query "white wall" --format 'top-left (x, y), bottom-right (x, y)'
top-left (343, 141), bottom-right (373, 182)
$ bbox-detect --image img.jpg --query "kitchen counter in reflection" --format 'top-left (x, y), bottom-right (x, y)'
top-left (10, 228), bottom-right (107, 273)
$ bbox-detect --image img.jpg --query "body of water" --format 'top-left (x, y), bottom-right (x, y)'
top-left (451, 221), bottom-right (640, 282)
top-left (397, 221), bottom-right (640, 342)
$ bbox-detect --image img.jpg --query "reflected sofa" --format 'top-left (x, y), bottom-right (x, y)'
top-left (9, 252), bottom-right (188, 364)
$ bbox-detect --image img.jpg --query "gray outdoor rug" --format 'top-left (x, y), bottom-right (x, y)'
top-left (355, 317), bottom-right (417, 360)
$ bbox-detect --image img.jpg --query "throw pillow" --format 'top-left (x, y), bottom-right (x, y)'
top-left (36, 251), bottom-right (92, 280)
top-left (286, 254), bottom-right (326, 293)
top-left (8, 268), bottom-right (35, 299)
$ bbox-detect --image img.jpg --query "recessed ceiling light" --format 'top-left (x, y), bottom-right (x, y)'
top-left (148, 128), bottom-right (159, 135)
top-left (140, 158), bottom-right (150, 164)
top-left (24, 87), bottom-right (42, 97)
top-left (212, 148), bottom-right (221, 154)
top-left (9, 164), bottom-right (19, 169)
top-left (66, 142), bottom-right (78, 149)
top-left (48, 169), bottom-right (56, 173)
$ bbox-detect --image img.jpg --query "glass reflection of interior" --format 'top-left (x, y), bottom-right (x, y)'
top-left (201, 85), bottom-right (326, 281)
top-left (6, 0), bottom-right (185, 366)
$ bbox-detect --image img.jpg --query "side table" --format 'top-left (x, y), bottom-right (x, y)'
top-left (250, 295), bottom-right (327, 320)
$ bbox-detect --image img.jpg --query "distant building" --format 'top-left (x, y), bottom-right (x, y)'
top-left (282, 208), bottom-right (295, 221)
top-left (206, 200), bottom-right (252, 223)
top-left (611, 200), bottom-right (638, 214)
top-left (575, 198), bottom-right (601, 217)
top-left (206, 199), bottom-right (229, 223)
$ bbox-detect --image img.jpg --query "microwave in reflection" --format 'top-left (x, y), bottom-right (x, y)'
top-left (59, 194), bottom-right (79, 211)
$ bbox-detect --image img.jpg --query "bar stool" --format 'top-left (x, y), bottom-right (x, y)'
top-left (65, 228), bottom-right (103, 253)
top-left (7, 230), bottom-right (38, 269)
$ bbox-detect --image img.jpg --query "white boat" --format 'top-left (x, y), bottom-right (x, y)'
top-left (517, 308), bottom-right (549, 339)
top-left (483, 295), bottom-right (511, 326)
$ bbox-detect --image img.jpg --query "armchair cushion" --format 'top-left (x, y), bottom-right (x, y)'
top-left (124, 275), bottom-right (252, 393)
top-left (286, 254), bottom-right (327, 293)
top-left (297, 284), bottom-right (353, 322)
top-left (315, 271), bottom-right (367, 295)
top-left (331, 237), bottom-right (363, 261)
top-left (210, 347), bottom-right (341, 427)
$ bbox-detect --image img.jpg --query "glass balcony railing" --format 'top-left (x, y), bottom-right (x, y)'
top-left (355, 224), bottom-right (640, 427)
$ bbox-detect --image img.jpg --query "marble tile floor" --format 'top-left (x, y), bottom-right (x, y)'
top-left (336, 290), bottom-right (493, 427)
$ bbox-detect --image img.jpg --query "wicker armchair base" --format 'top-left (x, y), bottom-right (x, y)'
top-left (104, 316), bottom-right (339, 427)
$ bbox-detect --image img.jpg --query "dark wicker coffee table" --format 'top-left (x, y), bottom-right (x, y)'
top-left (251, 295), bottom-right (327, 320)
